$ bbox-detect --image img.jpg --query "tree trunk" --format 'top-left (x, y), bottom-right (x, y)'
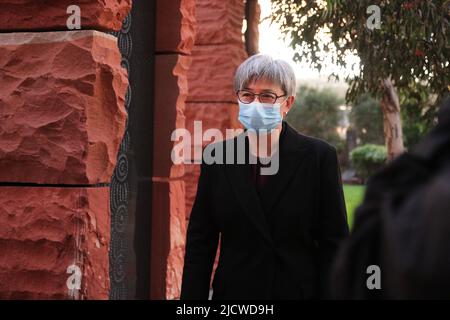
top-left (380, 78), bottom-right (405, 161)
top-left (245, 0), bottom-right (261, 56)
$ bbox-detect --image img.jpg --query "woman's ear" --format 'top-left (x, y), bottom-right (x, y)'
top-left (284, 96), bottom-right (295, 114)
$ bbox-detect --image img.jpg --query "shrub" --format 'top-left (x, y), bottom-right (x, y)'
top-left (350, 144), bottom-right (387, 182)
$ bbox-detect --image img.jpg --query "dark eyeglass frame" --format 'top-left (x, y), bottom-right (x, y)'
top-left (236, 89), bottom-right (287, 104)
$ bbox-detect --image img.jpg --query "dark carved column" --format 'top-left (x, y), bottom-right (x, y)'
top-left (109, 0), bottom-right (156, 299)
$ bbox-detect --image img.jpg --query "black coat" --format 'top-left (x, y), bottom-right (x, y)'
top-left (180, 121), bottom-right (349, 300)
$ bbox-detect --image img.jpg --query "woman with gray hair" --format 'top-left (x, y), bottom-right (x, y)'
top-left (181, 54), bottom-right (349, 300)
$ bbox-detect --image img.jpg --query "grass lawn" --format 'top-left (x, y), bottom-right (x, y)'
top-left (343, 184), bottom-right (366, 229)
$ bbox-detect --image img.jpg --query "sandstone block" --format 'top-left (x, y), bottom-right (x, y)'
top-left (0, 186), bottom-right (110, 299)
top-left (0, 31), bottom-right (128, 184)
top-left (151, 179), bottom-right (186, 300)
top-left (153, 54), bottom-right (192, 179)
top-left (0, 0), bottom-right (131, 32)
top-left (187, 43), bottom-right (247, 103)
top-left (195, 0), bottom-right (245, 45)
top-left (156, 0), bottom-right (196, 55)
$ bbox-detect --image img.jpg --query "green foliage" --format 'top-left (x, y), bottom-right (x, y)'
top-left (350, 144), bottom-right (387, 182)
top-left (349, 94), bottom-right (384, 145)
top-left (271, 0), bottom-right (450, 103)
top-left (399, 84), bottom-right (439, 148)
top-left (286, 86), bottom-right (345, 149)
top-left (350, 88), bottom-right (438, 148)
top-left (343, 184), bottom-right (366, 228)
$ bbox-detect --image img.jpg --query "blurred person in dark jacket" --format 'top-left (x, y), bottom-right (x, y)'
top-left (331, 96), bottom-right (450, 299)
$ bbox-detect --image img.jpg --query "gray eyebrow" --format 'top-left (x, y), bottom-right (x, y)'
top-left (242, 88), bottom-right (277, 94)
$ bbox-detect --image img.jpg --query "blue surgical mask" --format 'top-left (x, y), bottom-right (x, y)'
top-left (238, 101), bottom-right (282, 132)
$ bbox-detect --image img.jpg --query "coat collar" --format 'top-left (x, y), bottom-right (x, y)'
top-left (223, 121), bottom-right (311, 245)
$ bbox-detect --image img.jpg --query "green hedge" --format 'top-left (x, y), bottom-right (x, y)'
top-left (350, 144), bottom-right (387, 182)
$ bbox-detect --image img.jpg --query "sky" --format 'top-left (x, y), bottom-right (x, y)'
top-left (257, 0), bottom-right (360, 90)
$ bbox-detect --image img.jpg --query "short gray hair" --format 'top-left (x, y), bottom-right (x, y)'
top-left (234, 54), bottom-right (297, 97)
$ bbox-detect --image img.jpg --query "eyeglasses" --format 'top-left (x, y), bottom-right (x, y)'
top-left (236, 90), bottom-right (287, 104)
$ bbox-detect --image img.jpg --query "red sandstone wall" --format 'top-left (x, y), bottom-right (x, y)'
top-left (181, 0), bottom-right (249, 296)
top-left (152, 0), bottom-right (196, 300)
top-left (153, 0), bottom-right (249, 300)
top-left (0, 32), bottom-right (128, 184)
top-left (0, 0), bottom-right (254, 300)
top-left (184, 0), bottom-right (248, 222)
top-left (0, 1), bottom-right (131, 299)
top-left (0, 186), bottom-right (110, 299)
top-left (0, 0), bottom-right (131, 32)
